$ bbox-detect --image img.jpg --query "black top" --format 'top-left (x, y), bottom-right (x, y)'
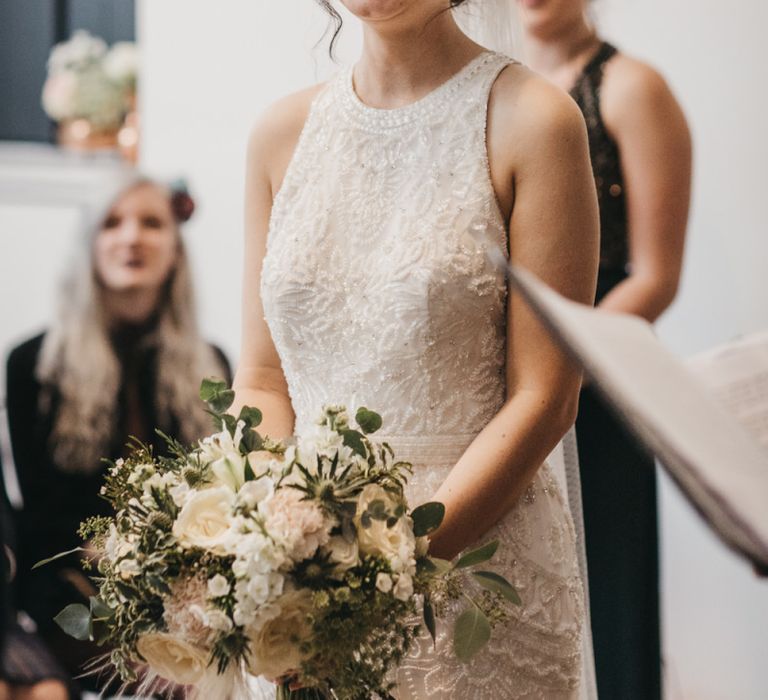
top-left (4, 330), bottom-right (230, 628)
top-left (570, 41), bottom-right (628, 300)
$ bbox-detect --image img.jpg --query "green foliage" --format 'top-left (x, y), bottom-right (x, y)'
top-left (54, 603), bottom-right (91, 640)
top-left (199, 376), bottom-right (235, 414)
top-left (471, 571), bottom-right (521, 605)
top-left (453, 605), bottom-right (491, 661)
top-left (455, 540), bottom-right (499, 569)
top-left (354, 407), bottom-right (382, 435)
top-left (411, 501), bottom-right (445, 537)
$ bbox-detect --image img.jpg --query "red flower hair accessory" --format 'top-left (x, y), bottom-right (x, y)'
top-left (169, 179), bottom-right (195, 223)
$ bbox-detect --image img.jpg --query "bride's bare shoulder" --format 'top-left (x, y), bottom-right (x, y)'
top-left (246, 83), bottom-right (328, 190)
top-left (488, 64), bottom-right (588, 170)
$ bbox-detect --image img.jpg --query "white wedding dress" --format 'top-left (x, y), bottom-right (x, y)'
top-left (259, 51), bottom-right (596, 699)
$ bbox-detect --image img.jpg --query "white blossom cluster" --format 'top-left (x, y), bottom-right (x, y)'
top-left (41, 30), bottom-right (138, 129)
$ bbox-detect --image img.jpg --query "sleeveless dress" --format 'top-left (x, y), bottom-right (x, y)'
top-left (261, 51), bottom-right (590, 699)
top-left (571, 42), bottom-right (662, 700)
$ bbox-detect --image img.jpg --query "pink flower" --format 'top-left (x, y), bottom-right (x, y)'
top-left (260, 489), bottom-right (332, 562)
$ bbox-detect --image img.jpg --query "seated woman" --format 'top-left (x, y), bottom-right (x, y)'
top-left (3, 174), bottom-right (231, 696)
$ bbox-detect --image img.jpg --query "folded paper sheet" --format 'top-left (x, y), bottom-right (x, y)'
top-left (507, 264), bottom-right (768, 570)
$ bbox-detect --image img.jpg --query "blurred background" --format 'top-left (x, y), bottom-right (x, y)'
top-left (0, 1), bottom-right (766, 698)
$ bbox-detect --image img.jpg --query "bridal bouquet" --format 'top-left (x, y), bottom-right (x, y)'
top-left (43, 379), bottom-right (519, 699)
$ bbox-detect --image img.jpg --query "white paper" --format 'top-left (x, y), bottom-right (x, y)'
top-left (687, 331), bottom-right (768, 449)
top-left (506, 264), bottom-right (768, 569)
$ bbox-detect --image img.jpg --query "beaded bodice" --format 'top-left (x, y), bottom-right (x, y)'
top-left (261, 52), bottom-right (512, 438)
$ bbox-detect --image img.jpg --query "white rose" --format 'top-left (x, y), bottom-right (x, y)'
top-left (172, 487), bottom-right (236, 553)
top-left (393, 573), bottom-right (414, 602)
top-left (355, 486), bottom-right (415, 567)
top-left (136, 633), bottom-right (209, 685)
top-left (376, 572), bottom-right (393, 593)
top-left (207, 574), bottom-right (231, 598)
top-left (325, 536), bottom-right (359, 575)
top-left (247, 590), bottom-right (313, 679)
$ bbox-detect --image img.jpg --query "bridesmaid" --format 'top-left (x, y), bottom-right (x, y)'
top-left (518, 2), bottom-right (692, 699)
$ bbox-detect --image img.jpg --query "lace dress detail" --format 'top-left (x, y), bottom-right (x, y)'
top-left (261, 51), bottom-right (587, 698)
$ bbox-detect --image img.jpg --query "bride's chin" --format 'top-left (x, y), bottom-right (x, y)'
top-left (340, 0), bottom-right (426, 22)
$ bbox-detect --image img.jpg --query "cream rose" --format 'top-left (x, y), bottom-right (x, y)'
top-left (136, 633), bottom-right (209, 685)
top-left (325, 535), bottom-right (359, 575)
top-left (172, 487), bottom-right (236, 553)
top-left (247, 590), bottom-right (314, 679)
top-left (355, 485), bottom-right (415, 569)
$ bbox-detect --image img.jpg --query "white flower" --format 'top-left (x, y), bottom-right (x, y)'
top-left (104, 525), bottom-right (120, 561)
top-left (103, 42), bottom-right (138, 85)
top-left (207, 574), bottom-right (230, 598)
top-left (136, 633), bottom-right (209, 685)
top-left (172, 487), bottom-right (236, 554)
top-left (237, 477), bottom-right (274, 509)
top-left (117, 557), bottom-right (141, 578)
top-left (48, 30), bottom-right (107, 73)
top-left (200, 424), bottom-right (248, 492)
top-left (325, 536), bottom-right (359, 575)
top-left (41, 72), bottom-right (78, 120)
top-left (169, 480), bottom-right (191, 507)
top-left (246, 590), bottom-right (313, 679)
top-left (376, 572), bottom-right (393, 594)
top-left (355, 485), bottom-right (416, 571)
top-left (297, 423), bottom-right (349, 466)
top-left (393, 573), bottom-right (414, 602)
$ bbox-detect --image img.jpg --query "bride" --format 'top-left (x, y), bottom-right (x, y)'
top-left (233, 1), bottom-right (599, 697)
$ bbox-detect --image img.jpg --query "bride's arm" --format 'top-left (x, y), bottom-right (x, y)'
top-left (233, 89), bottom-right (321, 438)
top-left (428, 75), bottom-right (599, 560)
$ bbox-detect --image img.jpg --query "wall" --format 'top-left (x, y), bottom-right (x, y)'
top-left (598, 2), bottom-right (768, 698)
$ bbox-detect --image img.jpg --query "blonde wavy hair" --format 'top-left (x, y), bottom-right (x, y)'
top-left (36, 173), bottom-right (227, 474)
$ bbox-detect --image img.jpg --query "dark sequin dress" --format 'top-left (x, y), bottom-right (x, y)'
top-left (571, 42), bottom-right (662, 700)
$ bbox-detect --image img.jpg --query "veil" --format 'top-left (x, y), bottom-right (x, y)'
top-left (455, 3), bottom-right (599, 698)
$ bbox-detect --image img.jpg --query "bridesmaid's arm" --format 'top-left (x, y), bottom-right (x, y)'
top-left (234, 89), bottom-right (321, 438)
top-left (597, 57), bottom-right (692, 321)
top-left (428, 75), bottom-right (599, 560)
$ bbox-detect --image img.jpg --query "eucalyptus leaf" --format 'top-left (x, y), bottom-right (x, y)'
top-left (220, 413), bottom-right (237, 437)
top-left (471, 570), bottom-right (522, 605)
top-left (199, 378), bottom-right (234, 413)
top-left (89, 596), bottom-right (114, 620)
top-left (241, 429), bottom-right (263, 453)
top-left (428, 557), bottom-right (453, 575)
top-left (411, 501), bottom-right (445, 537)
top-left (341, 429), bottom-right (367, 458)
top-left (453, 606), bottom-right (491, 661)
top-left (355, 407), bottom-right (383, 434)
top-left (54, 603), bottom-right (92, 641)
top-left (423, 598), bottom-right (437, 645)
top-left (238, 406), bottom-right (263, 428)
top-left (33, 547), bottom-right (86, 570)
top-left (199, 377), bottom-right (227, 402)
top-left (455, 540), bottom-right (499, 569)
